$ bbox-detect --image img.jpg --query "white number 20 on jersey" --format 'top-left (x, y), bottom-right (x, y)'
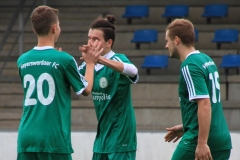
top-left (209, 71), bottom-right (220, 103)
top-left (24, 73), bottom-right (55, 106)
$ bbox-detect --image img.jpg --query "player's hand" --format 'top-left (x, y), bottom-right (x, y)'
top-left (195, 143), bottom-right (212, 160)
top-left (79, 40), bottom-right (103, 64)
top-left (164, 124), bottom-right (184, 143)
top-left (55, 47), bottom-right (62, 51)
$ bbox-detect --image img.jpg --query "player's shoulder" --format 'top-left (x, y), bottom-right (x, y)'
top-left (181, 52), bottom-right (215, 71)
top-left (17, 49), bottom-right (34, 63)
top-left (184, 52), bottom-right (210, 64)
top-left (113, 53), bottom-right (127, 58)
top-left (112, 53), bottom-right (129, 62)
top-left (57, 50), bottom-right (73, 58)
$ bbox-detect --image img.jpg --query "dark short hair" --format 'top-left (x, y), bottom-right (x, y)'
top-left (166, 19), bottom-right (195, 47)
top-left (31, 5), bottom-right (59, 36)
top-left (90, 14), bottom-right (116, 47)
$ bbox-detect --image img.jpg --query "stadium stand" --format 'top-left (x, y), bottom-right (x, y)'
top-left (130, 29), bottom-right (158, 49)
top-left (141, 55), bottom-right (168, 75)
top-left (122, 5), bottom-right (149, 25)
top-left (162, 4), bottom-right (189, 23)
top-left (211, 29), bottom-right (239, 49)
top-left (220, 54), bottom-right (240, 75)
top-left (194, 29), bottom-right (199, 42)
top-left (202, 4), bottom-right (228, 24)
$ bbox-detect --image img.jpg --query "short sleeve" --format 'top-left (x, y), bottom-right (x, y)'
top-left (65, 57), bottom-right (88, 95)
top-left (113, 54), bottom-right (139, 84)
top-left (78, 61), bottom-right (86, 76)
top-left (181, 63), bottom-right (209, 101)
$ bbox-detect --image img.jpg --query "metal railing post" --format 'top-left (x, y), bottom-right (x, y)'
top-left (19, 11), bottom-right (24, 55)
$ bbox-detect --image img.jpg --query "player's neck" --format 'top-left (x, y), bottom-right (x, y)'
top-left (37, 35), bottom-right (55, 48)
top-left (101, 48), bottom-right (111, 56)
top-left (179, 46), bottom-right (196, 62)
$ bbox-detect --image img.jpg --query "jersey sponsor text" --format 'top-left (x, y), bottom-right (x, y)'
top-left (92, 92), bottom-right (111, 102)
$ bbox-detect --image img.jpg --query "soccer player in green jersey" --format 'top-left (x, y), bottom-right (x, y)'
top-left (17, 5), bottom-right (102, 160)
top-left (79, 15), bottom-right (139, 160)
top-left (164, 19), bottom-right (232, 160)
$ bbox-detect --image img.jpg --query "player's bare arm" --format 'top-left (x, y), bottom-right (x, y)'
top-left (80, 41), bottom-right (103, 96)
top-left (164, 124), bottom-right (183, 143)
top-left (195, 98), bottom-right (213, 160)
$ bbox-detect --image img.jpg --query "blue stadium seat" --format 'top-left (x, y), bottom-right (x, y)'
top-left (131, 29), bottom-right (158, 49)
top-left (122, 5), bottom-right (149, 24)
top-left (194, 29), bottom-right (199, 42)
top-left (202, 4), bottom-right (228, 24)
top-left (220, 54), bottom-right (240, 75)
top-left (141, 55), bottom-right (168, 75)
top-left (211, 29), bottom-right (239, 49)
top-left (162, 5), bottom-right (189, 23)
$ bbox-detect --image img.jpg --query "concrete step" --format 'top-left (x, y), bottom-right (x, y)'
top-left (0, 68), bottom-right (19, 76)
top-left (0, 76), bottom-right (20, 83)
top-left (0, 99), bottom-right (240, 131)
top-left (0, 83), bottom-right (22, 95)
top-left (0, 62), bottom-right (18, 69)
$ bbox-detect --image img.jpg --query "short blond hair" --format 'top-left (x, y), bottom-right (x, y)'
top-left (166, 19), bottom-right (195, 47)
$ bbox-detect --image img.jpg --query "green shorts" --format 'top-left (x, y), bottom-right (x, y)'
top-left (171, 146), bottom-right (231, 160)
top-left (92, 151), bottom-right (136, 160)
top-left (17, 152), bottom-right (72, 160)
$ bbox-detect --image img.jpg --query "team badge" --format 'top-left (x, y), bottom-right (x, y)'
top-left (99, 77), bottom-right (108, 88)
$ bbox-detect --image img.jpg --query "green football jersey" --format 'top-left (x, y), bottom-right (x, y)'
top-left (17, 46), bottom-right (88, 153)
top-left (79, 51), bottom-right (138, 153)
top-left (178, 51), bottom-right (232, 151)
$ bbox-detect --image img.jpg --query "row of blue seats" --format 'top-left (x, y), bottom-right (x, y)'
top-left (142, 54), bottom-right (240, 75)
top-left (131, 29), bottom-right (239, 50)
top-left (122, 4), bottom-right (229, 24)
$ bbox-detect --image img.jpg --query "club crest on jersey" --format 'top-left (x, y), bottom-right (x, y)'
top-left (99, 77), bottom-right (108, 88)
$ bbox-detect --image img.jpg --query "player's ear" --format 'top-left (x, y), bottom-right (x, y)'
top-left (107, 39), bottom-right (113, 48)
top-left (174, 36), bottom-right (180, 45)
top-left (51, 24), bottom-right (56, 34)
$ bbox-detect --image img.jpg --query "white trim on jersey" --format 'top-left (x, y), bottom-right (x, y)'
top-left (78, 62), bottom-right (86, 71)
top-left (189, 95), bottom-right (210, 101)
top-left (33, 46), bottom-right (53, 50)
top-left (94, 51), bottom-right (115, 71)
top-left (76, 88), bottom-right (86, 95)
top-left (185, 50), bottom-right (200, 59)
top-left (113, 56), bottom-right (121, 62)
top-left (72, 57), bottom-right (88, 95)
top-left (127, 73), bottom-right (139, 84)
top-left (105, 50), bottom-right (115, 59)
top-left (182, 65), bottom-right (210, 101)
top-left (182, 65), bottom-right (196, 99)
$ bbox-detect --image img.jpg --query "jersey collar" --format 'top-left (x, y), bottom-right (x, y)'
top-left (185, 50), bottom-right (200, 59)
top-left (103, 50), bottom-right (115, 59)
top-left (33, 46), bottom-right (54, 50)
top-left (95, 50), bottom-right (115, 71)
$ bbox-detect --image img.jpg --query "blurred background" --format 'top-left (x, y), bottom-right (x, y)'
top-left (0, 0), bottom-right (239, 159)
